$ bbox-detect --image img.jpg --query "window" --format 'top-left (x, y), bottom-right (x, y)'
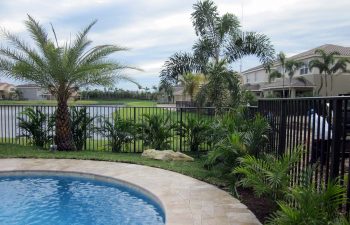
top-left (300, 63), bottom-right (309, 75)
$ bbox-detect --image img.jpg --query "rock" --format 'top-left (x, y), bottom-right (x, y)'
top-left (142, 149), bottom-right (194, 162)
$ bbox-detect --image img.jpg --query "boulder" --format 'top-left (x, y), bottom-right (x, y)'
top-left (142, 149), bottom-right (194, 162)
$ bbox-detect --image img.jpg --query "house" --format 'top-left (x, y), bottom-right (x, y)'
top-left (0, 82), bottom-right (16, 100)
top-left (173, 86), bottom-right (191, 102)
top-left (242, 44), bottom-right (350, 97)
top-left (16, 84), bottom-right (52, 100)
top-left (17, 84), bottom-right (81, 100)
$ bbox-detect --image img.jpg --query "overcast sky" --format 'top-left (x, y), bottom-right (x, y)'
top-left (0, 0), bottom-right (349, 90)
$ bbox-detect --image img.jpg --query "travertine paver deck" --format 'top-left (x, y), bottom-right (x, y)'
top-left (0, 159), bottom-right (261, 225)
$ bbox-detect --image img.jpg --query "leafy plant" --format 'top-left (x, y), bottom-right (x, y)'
top-left (139, 114), bottom-right (175, 150)
top-left (267, 166), bottom-right (348, 225)
top-left (0, 15), bottom-right (138, 150)
top-left (206, 132), bottom-right (246, 174)
top-left (233, 148), bottom-right (302, 200)
top-left (70, 107), bottom-right (95, 151)
top-left (17, 107), bottom-right (54, 148)
top-left (98, 115), bottom-right (135, 152)
top-left (177, 117), bottom-right (209, 156)
top-left (243, 114), bottom-right (270, 156)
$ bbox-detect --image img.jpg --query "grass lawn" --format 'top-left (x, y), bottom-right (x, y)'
top-left (0, 99), bottom-right (156, 107)
top-left (0, 143), bottom-right (228, 187)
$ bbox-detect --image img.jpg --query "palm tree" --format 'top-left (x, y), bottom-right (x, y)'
top-left (285, 59), bottom-right (303, 98)
top-left (276, 52), bottom-right (286, 97)
top-left (268, 70), bottom-right (282, 83)
top-left (179, 73), bottom-right (204, 102)
top-left (309, 49), bottom-right (349, 96)
top-left (0, 15), bottom-right (137, 150)
top-left (191, 0), bottom-right (274, 67)
top-left (160, 0), bottom-right (275, 107)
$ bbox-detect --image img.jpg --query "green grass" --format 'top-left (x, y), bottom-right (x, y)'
top-left (0, 143), bottom-right (228, 187)
top-left (0, 99), bottom-right (156, 106)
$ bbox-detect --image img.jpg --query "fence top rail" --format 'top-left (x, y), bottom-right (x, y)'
top-left (258, 96), bottom-right (350, 101)
top-left (0, 104), bottom-right (231, 110)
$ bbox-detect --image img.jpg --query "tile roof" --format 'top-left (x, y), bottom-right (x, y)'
top-left (0, 82), bottom-right (15, 91)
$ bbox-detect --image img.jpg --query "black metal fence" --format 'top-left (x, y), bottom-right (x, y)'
top-left (257, 96), bottom-right (350, 212)
top-left (0, 105), bottom-right (222, 152)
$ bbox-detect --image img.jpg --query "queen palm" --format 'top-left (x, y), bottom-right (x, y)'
top-left (0, 15), bottom-right (137, 150)
top-left (309, 49), bottom-right (349, 96)
top-left (285, 59), bottom-right (303, 98)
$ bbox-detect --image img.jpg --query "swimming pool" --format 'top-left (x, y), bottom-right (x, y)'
top-left (0, 172), bottom-right (165, 225)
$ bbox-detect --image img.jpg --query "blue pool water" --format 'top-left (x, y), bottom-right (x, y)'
top-left (0, 173), bottom-right (165, 225)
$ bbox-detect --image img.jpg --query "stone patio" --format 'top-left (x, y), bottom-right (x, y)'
top-left (0, 159), bottom-right (261, 225)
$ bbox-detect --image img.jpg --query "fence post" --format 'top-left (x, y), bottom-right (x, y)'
top-left (278, 100), bottom-right (287, 156)
top-left (133, 107), bottom-right (136, 152)
top-left (330, 99), bottom-right (342, 181)
top-left (179, 107), bottom-right (183, 152)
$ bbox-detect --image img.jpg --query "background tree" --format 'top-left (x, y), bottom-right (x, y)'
top-left (285, 59), bottom-right (303, 97)
top-left (160, 0), bottom-right (275, 107)
top-left (309, 49), bottom-right (349, 96)
top-left (277, 52), bottom-right (286, 97)
top-left (268, 70), bottom-right (282, 83)
top-left (179, 73), bottom-right (204, 101)
top-left (0, 15), bottom-right (137, 150)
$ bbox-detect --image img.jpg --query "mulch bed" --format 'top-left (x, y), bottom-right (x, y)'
top-left (237, 187), bottom-right (278, 224)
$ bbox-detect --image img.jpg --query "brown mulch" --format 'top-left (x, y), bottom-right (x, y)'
top-left (237, 187), bottom-right (278, 224)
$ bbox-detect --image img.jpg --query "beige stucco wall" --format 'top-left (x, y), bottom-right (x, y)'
top-left (302, 73), bottom-right (350, 96)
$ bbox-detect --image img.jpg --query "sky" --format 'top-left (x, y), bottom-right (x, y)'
top-left (0, 0), bottom-right (349, 91)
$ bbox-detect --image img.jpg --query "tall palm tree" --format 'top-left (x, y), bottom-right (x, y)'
top-left (276, 52), bottom-right (287, 97)
top-left (0, 15), bottom-right (137, 150)
top-left (179, 73), bottom-right (204, 102)
top-left (309, 49), bottom-right (349, 96)
top-left (285, 59), bottom-right (303, 98)
top-left (191, 0), bottom-right (274, 67)
top-left (160, 0), bottom-right (275, 107)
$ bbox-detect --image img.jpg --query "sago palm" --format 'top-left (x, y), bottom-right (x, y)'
top-left (309, 49), bottom-right (349, 96)
top-left (0, 15), bottom-right (137, 150)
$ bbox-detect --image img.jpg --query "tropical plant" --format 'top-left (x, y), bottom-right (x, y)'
top-left (285, 59), bottom-right (303, 97)
top-left (233, 148), bottom-right (302, 200)
top-left (277, 52), bottom-right (287, 97)
top-left (206, 132), bottom-right (246, 174)
top-left (177, 117), bottom-right (209, 157)
top-left (160, 0), bottom-right (275, 107)
top-left (70, 107), bottom-right (95, 151)
top-left (243, 114), bottom-right (270, 156)
top-left (17, 107), bottom-right (54, 148)
top-left (98, 115), bottom-right (135, 152)
top-left (139, 114), bottom-right (175, 150)
top-left (268, 70), bottom-right (282, 83)
top-left (267, 167), bottom-right (348, 225)
top-left (179, 73), bottom-right (205, 102)
top-left (0, 15), bottom-right (137, 150)
top-left (309, 49), bottom-right (349, 96)
top-left (196, 60), bottom-right (242, 108)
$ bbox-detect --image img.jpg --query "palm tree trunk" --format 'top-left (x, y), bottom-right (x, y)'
top-left (324, 72), bottom-right (328, 96)
top-left (55, 91), bottom-right (76, 151)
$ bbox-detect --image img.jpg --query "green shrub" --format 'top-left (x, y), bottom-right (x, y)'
top-left (243, 114), bottom-right (270, 156)
top-left (205, 132), bottom-right (246, 174)
top-left (177, 117), bottom-right (209, 156)
top-left (267, 167), bottom-right (347, 225)
top-left (138, 114), bottom-right (175, 150)
top-left (70, 107), bottom-right (95, 151)
top-left (17, 107), bottom-right (54, 148)
top-left (233, 148), bottom-right (302, 200)
top-left (98, 115), bottom-right (135, 152)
